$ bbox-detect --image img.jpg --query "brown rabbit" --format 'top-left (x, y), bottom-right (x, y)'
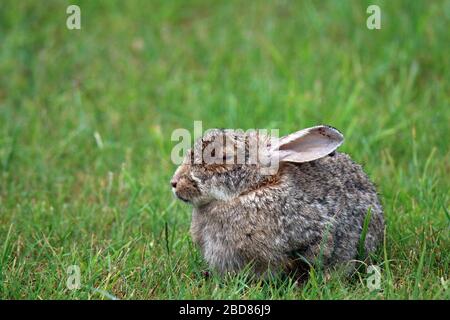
top-left (171, 125), bottom-right (384, 277)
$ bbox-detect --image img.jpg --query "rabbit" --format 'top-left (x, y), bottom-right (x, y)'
top-left (170, 125), bottom-right (384, 277)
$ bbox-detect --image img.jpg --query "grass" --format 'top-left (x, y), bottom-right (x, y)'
top-left (0, 0), bottom-right (449, 299)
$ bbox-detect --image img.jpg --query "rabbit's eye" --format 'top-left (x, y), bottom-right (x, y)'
top-left (223, 153), bottom-right (234, 160)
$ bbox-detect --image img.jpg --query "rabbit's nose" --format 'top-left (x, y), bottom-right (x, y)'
top-left (170, 180), bottom-right (177, 188)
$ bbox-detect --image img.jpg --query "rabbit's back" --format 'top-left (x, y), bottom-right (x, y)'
top-left (285, 152), bottom-right (384, 267)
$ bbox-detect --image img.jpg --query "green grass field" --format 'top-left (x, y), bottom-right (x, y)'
top-left (0, 0), bottom-right (448, 299)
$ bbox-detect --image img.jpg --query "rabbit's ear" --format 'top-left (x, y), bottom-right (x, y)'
top-left (270, 125), bottom-right (344, 163)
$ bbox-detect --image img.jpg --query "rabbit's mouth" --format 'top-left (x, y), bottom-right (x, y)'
top-left (173, 187), bottom-right (215, 207)
top-left (175, 193), bottom-right (190, 203)
top-left (172, 188), bottom-right (190, 203)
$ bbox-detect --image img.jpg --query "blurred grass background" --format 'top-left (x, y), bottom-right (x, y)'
top-left (0, 0), bottom-right (448, 299)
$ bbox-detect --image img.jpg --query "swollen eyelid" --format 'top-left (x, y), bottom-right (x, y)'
top-left (190, 173), bottom-right (202, 184)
